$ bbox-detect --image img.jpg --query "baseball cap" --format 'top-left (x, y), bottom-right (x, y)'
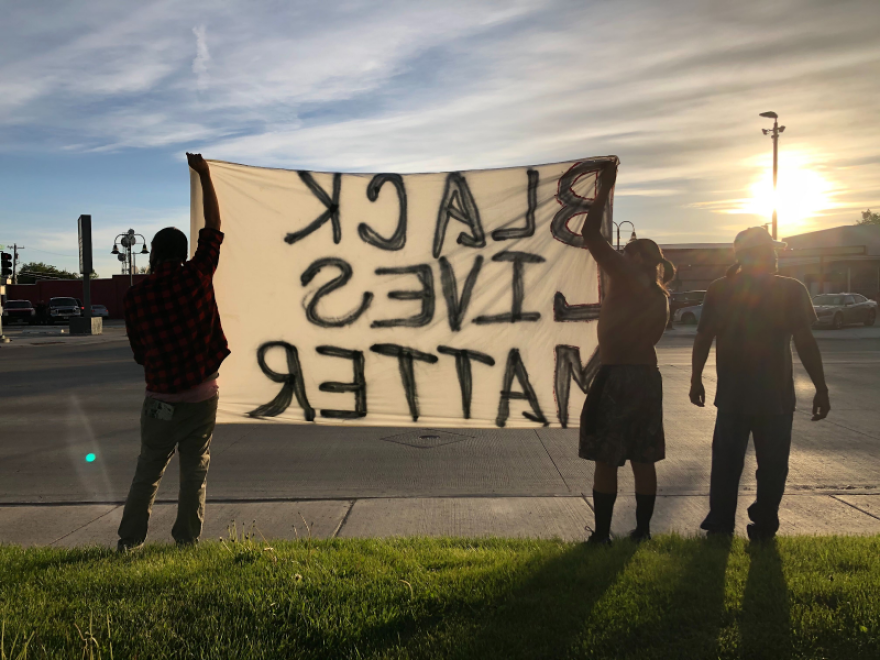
top-left (734, 227), bottom-right (787, 253)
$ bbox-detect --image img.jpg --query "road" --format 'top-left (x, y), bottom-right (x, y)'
top-left (1, 322), bottom-right (878, 506)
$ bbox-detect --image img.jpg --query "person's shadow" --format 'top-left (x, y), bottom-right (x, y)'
top-left (346, 537), bottom-right (737, 659)
top-left (443, 541), bottom-right (638, 660)
top-left (740, 539), bottom-right (791, 659)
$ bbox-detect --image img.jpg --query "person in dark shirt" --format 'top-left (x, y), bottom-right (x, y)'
top-left (117, 153), bottom-right (229, 551)
top-left (690, 227), bottom-right (830, 541)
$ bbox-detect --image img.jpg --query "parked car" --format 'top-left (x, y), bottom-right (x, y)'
top-left (670, 290), bottom-right (707, 319)
top-left (673, 303), bottom-right (703, 325)
top-left (91, 304), bottom-right (109, 318)
top-left (45, 297), bottom-right (81, 325)
top-left (813, 293), bottom-right (877, 329)
top-left (2, 299), bottom-right (36, 324)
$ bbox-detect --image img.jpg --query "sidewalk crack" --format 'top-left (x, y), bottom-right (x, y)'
top-left (331, 500), bottom-right (356, 539)
top-left (535, 430), bottom-right (571, 493)
top-left (50, 505), bottom-right (121, 546)
top-left (830, 494), bottom-right (880, 522)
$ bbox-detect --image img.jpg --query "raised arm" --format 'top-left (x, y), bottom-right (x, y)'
top-left (580, 161), bottom-right (630, 281)
top-left (187, 153), bottom-right (221, 232)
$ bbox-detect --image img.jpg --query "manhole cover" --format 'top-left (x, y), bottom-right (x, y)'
top-left (382, 429), bottom-right (470, 449)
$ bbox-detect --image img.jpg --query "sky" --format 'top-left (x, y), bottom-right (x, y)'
top-left (0, 0), bottom-right (878, 280)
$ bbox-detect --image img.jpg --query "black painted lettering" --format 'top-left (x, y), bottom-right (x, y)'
top-left (248, 342), bottom-right (315, 421)
top-left (316, 346), bottom-right (366, 419)
top-left (473, 251), bottom-right (545, 324)
top-left (553, 292), bottom-right (602, 322)
top-left (285, 172), bottom-right (342, 245)
top-left (554, 345), bottom-right (601, 428)
top-left (300, 258), bottom-right (373, 328)
top-left (496, 348), bottom-right (548, 427)
top-left (433, 172), bottom-right (486, 258)
top-left (492, 168), bottom-right (538, 241)
top-left (437, 346), bottom-right (495, 419)
top-left (550, 161), bottom-right (607, 248)
top-left (371, 264), bottom-right (434, 328)
top-left (370, 344), bottom-right (438, 421)
top-left (358, 173), bottom-right (407, 251)
top-left (438, 255), bottom-right (483, 331)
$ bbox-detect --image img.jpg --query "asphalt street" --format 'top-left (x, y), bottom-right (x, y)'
top-left (1, 321), bottom-right (878, 506)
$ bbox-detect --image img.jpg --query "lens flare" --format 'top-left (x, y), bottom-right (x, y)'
top-left (742, 159), bottom-right (833, 232)
top-left (85, 453), bottom-right (96, 463)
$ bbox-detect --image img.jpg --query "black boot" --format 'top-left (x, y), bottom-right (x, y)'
top-left (630, 493), bottom-right (656, 542)
top-left (589, 490), bottom-right (617, 544)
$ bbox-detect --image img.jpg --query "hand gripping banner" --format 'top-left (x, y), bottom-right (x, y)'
top-left (192, 157), bottom-right (617, 428)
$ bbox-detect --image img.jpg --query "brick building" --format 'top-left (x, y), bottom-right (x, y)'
top-left (662, 224), bottom-right (880, 298)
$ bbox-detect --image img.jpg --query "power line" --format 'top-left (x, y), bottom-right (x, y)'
top-left (21, 247), bottom-right (78, 258)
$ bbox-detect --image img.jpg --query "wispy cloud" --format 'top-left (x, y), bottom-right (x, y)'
top-left (0, 0), bottom-right (878, 250)
top-left (192, 24), bottom-right (210, 91)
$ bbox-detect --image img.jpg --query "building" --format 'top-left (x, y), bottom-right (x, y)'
top-left (4, 274), bottom-right (147, 319)
top-left (779, 224), bottom-right (880, 297)
top-left (659, 243), bottom-right (734, 293)
top-left (662, 224), bottom-right (880, 298)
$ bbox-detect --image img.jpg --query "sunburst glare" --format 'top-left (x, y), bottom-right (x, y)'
top-left (740, 157), bottom-right (834, 233)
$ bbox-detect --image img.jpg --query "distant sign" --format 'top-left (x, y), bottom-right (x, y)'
top-left (78, 215), bottom-right (93, 275)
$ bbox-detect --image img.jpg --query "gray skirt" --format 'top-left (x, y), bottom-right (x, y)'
top-left (579, 365), bottom-right (665, 466)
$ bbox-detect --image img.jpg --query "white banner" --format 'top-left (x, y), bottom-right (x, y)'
top-left (193, 157), bottom-right (617, 428)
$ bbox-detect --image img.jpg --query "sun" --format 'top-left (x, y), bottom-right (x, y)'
top-left (740, 157), bottom-right (833, 233)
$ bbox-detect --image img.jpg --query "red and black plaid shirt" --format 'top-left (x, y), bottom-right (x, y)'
top-left (124, 228), bottom-right (230, 394)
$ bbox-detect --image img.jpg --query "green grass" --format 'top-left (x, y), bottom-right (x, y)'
top-left (2, 534), bottom-right (879, 659)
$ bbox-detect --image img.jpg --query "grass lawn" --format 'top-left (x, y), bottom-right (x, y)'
top-left (1, 534), bottom-right (879, 659)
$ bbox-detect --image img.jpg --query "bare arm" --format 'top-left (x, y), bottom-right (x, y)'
top-left (689, 329), bottom-right (714, 406)
top-left (792, 327), bottom-right (830, 420)
top-left (187, 153), bottom-right (221, 232)
top-left (581, 161), bottom-right (632, 281)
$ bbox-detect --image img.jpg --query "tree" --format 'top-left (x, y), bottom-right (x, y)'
top-left (17, 262), bottom-right (99, 284)
top-left (858, 209), bottom-right (880, 226)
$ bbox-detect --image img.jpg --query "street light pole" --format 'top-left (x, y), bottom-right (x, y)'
top-left (112, 229), bottom-right (148, 287)
top-left (612, 221), bottom-right (637, 251)
top-left (760, 111), bottom-right (786, 240)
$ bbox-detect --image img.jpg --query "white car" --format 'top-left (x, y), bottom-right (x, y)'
top-left (674, 304), bottom-right (703, 325)
top-left (91, 304), bottom-right (109, 318)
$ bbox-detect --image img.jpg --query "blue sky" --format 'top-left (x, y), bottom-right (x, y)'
top-left (1, 0), bottom-right (878, 279)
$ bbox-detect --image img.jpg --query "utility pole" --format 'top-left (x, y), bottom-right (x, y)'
top-left (760, 112), bottom-right (786, 240)
top-left (0, 250), bottom-right (10, 343)
top-left (12, 244), bottom-right (24, 285)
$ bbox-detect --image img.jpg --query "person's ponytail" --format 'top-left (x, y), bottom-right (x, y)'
top-left (660, 258), bottom-right (676, 284)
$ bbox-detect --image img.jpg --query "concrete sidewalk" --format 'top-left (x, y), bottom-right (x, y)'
top-left (2, 493), bottom-right (879, 548)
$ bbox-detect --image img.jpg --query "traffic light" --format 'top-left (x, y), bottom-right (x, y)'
top-left (0, 252), bottom-right (11, 280)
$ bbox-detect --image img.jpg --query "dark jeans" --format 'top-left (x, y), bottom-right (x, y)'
top-left (700, 411), bottom-right (793, 535)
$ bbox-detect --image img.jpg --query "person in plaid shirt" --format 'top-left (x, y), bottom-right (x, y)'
top-left (118, 153), bottom-right (230, 551)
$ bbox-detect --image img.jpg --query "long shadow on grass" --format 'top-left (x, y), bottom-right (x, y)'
top-left (570, 536), bottom-right (734, 660)
top-left (740, 540), bottom-right (791, 660)
top-left (435, 542), bottom-right (639, 660)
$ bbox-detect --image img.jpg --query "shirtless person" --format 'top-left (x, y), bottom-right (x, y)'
top-left (580, 160), bottom-right (675, 543)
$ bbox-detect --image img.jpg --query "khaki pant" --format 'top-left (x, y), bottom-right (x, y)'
top-left (118, 395), bottom-right (218, 546)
